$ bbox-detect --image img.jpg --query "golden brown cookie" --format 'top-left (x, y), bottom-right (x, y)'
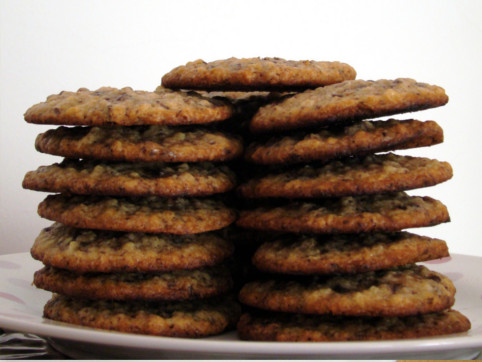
top-left (245, 119), bottom-right (444, 165)
top-left (237, 309), bottom-right (471, 341)
top-left (34, 265), bottom-right (233, 301)
top-left (31, 223), bottom-right (234, 273)
top-left (24, 87), bottom-right (234, 126)
top-left (34, 125), bottom-right (243, 163)
top-left (23, 159), bottom-right (236, 197)
top-left (43, 294), bottom-right (241, 338)
top-left (161, 57), bottom-right (356, 91)
top-left (38, 195), bottom-right (236, 234)
top-left (250, 79), bottom-right (448, 133)
top-left (238, 264), bottom-right (455, 316)
top-left (236, 192), bottom-right (449, 234)
top-left (238, 153), bottom-right (453, 198)
top-left (252, 232), bottom-right (449, 275)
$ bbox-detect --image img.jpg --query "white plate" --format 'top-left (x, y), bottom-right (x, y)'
top-left (0, 252), bottom-right (481, 359)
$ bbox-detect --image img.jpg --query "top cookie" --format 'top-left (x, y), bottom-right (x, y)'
top-left (250, 78), bottom-right (448, 133)
top-left (24, 87), bottom-right (234, 126)
top-left (161, 57), bottom-right (356, 91)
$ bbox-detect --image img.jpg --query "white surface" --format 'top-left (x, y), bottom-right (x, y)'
top-left (0, 252), bottom-right (481, 359)
top-left (1, 0), bottom-right (481, 256)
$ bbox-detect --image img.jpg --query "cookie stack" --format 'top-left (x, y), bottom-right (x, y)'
top-left (22, 57), bottom-right (472, 342)
top-left (22, 87), bottom-right (242, 337)
top-left (232, 75), bottom-right (471, 339)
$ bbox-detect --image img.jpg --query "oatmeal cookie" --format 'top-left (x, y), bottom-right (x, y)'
top-left (38, 195), bottom-right (236, 234)
top-left (245, 119), bottom-right (443, 165)
top-left (238, 153), bottom-right (453, 198)
top-left (252, 232), bottom-right (449, 275)
top-left (236, 192), bottom-right (449, 234)
top-left (34, 125), bottom-right (243, 163)
top-left (31, 223), bottom-right (234, 273)
top-left (23, 159), bottom-right (236, 197)
top-left (239, 264), bottom-right (455, 316)
top-left (34, 265), bottom-right (233, 301)
top-left (43, 294), bottom-right (241, 338)
top-left (24, 87), bottom-right (233, 126)
top-left (237, 309), bottom-right (471, 341)
top-left (161, 57), bottom-right (356, 91)
top-left (250, 79), bottom-right (448, 133)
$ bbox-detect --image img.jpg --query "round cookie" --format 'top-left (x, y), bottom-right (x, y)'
top-left (23, 159), bottom-right (236, 197)
top-left (238, 264), bottom-right (456, 316)
top-left (250, 78), bottom-right (448, 133)
top-left (34, 125), bottom-right (243, 163)
top-left (245, 119), bottom-right (444, 165)
top-left (31, 223), bottom-right (234, 273)
top-left (238, 153), bottom-right (453, 198)
top-left (34, 265), bottom-right (233, 301)
top-left (236, 192), bottom-right (449, 234)
top-left (237, 310), bottom-right (471, 342)
top-left (38, 195), bottom-right (236, 234)
top-left (252, 232), bottom-right (449, 275)
top-left (161, 57), bottom-right (356, 91)
top-left (43, 294), bottom-right (241, 338)
top-left (24, 87), bottom-right (234, 126)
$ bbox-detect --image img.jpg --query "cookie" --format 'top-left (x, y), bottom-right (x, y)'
top-left (31, 223), bottom-right (234, 273)
top-left (38, 195), bottom-right (236, 234)
top-left (161, 57), bottom-right (356, 91)
top-left (34, 125), bottom-right (243, 163)
top-left (250, 78), bottom-right (448, 133)
top-left (23, 159), bottom-right (236, 197)
top-left (238, 264), bottom-right (455, 316)
top-left (245, 119), bottom-right (444, 165)
top-left (24, 87), bottom-right (233, 126)
top-left (238, 153), bottom-right (453, 199)
top-left (252, 232), bottom-right (449, 275)
top-left (34, 265), bottom-right (233, 301)
top-left (237, 309), bottom-right (471, 341)
top-left (236, 192), bottom-right (449, 234)
top-left (43, 294), bottom-right (241, 338)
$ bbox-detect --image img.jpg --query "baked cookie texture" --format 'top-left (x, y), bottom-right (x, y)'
top-left (24, 76), bottom-right (244, 339)
top-left (252, 232), bottom-right (449, 275)
top-left (236, 192), bottom-right (449, 234)
top-left (237, 310), bottom-right (471, 341)
top-left (23, 159), bottom-right (236, 197)
top-left (238, 264), bottom-right (455, 316)
top-left (43, 294), bottom-right (241, 338)
top-left (31, 223), bottom-right (234, 273)
top-left (34, 265), bottom-right (233, 301)
top-left (24, 87), bottom-right (234, 126)
top-left (161, 57), bottom-right (356, 91)
top-left (238, 153), bottom-right (453, 198)
top-left (38, 194), bottom-right (236, 234)
top-left (250, 78), bottom-right (448, 133)
top-left (34, 125), bottom-right (243, 163)
top-left (245, 119), bottom-right (444, 165)
top-left (23, 58), bottom-right (467, 341)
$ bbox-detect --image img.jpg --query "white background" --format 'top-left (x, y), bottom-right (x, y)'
top-left (1, 0), bottom-right (481, 256)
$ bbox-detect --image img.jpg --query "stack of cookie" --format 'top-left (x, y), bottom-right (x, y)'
top-left (22, 87), bottom-right (242, 337)
top-left (235, 77), bottom-right (471, 340)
